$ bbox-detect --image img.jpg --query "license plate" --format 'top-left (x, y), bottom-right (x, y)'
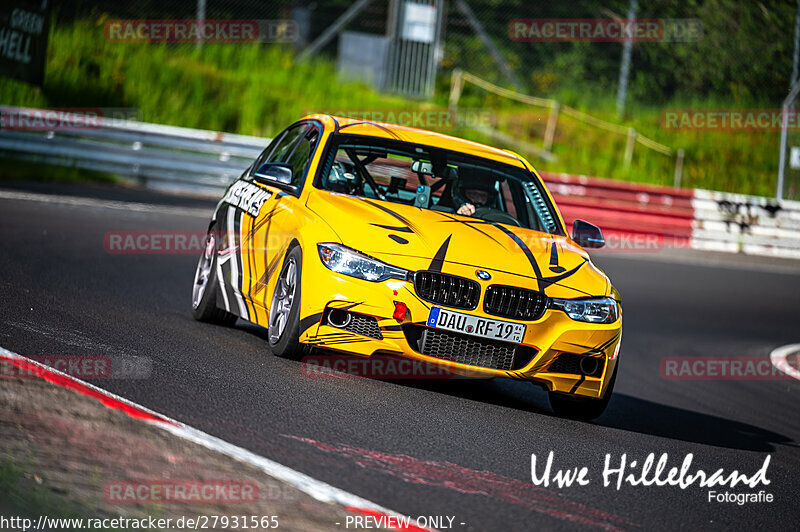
top-left (426, 307), bottom-right (526, 344)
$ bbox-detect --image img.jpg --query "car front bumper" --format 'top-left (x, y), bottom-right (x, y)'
top-left (298, 256), bottom-right (621, 400)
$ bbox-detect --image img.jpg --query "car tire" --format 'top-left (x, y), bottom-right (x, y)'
top-left (268, 245), bottom-right (305, 360)
top-left (191, 229), bottom-right (237, 326)
top-left (548, 363), bottom-right (618, 421)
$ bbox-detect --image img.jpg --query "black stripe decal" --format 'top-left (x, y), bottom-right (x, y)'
top-left (254, 243), bottom-right (288, 296)
top-left (325, 301), bottom-right (364, 312)
top-left (569, 375), bottom-right (586, 394)
top-left (404, 286), bottom-right (431, 310)
top-left (361, 198), bottom-right (418, 234)
top-left (300, 312), bottom-right (324, 335)
top-left (434, 213), bottom-right (505, 247)
top-left (562, 332), bottom-right (620, 358)
top-left (489, 223), bottom-right (544, 291)
top-left (371, 224), bottom-right (413, 233)
top-left (307, 338), bottom-right (369, 347)
top-left (245, 215), bottom-right (258, 325)
top-left (428, 235), bottom-right (452, 272)
top-left (490, 222), bottom-right (589, 292)
top-left (540, 259), bottom-right (587, 289)
top-left (234, 211), bottom-right (249, 321)
top-left (549, 242), bottom-right (566, 273)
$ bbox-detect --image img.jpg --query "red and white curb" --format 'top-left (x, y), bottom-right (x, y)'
top-left (543, 172), bottom-right (800, 261)
top-left (0, 346), bottom-right (434, 532)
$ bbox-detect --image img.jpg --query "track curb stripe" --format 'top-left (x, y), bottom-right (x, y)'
top-left (0, 346), bottom-right (436, 531)
top-left (769, 343), bottom-right (800, 381)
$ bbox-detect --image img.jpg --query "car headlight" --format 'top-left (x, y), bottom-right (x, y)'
top-left (550, 297), bottom-right (619, 324)
top-left (317, 243), bottom-right (408, 282)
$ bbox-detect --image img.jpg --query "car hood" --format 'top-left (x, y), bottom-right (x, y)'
top-left (307, 191), bottom-right (609, 297)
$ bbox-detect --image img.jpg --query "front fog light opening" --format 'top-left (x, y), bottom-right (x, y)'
top-left (579, 356), bottom-right (600, 377)
top-left (327, 309), bottom-right (352, 328)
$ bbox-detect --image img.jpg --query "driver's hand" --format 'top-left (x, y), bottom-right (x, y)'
top-left (457, 203), bottom-right (476, 216)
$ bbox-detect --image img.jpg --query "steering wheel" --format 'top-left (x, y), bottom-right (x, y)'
top-left (473, 206), bottom-right (522, 227)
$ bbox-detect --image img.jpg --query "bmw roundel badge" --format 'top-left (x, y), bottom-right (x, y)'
top-left (475, 270), bottom-right (491, 281)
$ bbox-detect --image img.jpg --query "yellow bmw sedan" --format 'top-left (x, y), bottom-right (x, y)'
top-left (191, 115), bottom-right (622, 420)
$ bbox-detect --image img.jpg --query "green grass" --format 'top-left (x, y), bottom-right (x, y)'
top-left (450, 86), bottom-right (783, 196)
top-left (0, 461), bottom-right (85, 529)
top-left (0, 18), bottom-right (784, 196)
top-left (0, 19), bottom-right (415, 137)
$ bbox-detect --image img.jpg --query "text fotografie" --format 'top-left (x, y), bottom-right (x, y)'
top-left (531, 451), bottom-right (770, 490)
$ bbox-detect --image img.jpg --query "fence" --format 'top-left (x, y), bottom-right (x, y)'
top-left (448, 69), bottom-right (685, 187)
top-left (1, 105), bottom-right (797, 259)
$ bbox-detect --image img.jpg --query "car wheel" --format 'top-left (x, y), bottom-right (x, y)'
top-left (268, 245), bottom-right (305, 359)
top-left (548, 363), bottom-right (617, 421)
top-left (191, 230), bottom-right (237, 325)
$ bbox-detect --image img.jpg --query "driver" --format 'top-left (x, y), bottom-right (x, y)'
top-left (453, 171), bottom-right (500, 216)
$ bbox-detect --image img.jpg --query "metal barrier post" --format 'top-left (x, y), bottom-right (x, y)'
top-left (624, 128), bottom-right (636, 170)
top-left (674, 148), bottom-right (685, 188)
top-left (543, 101), bottom-right (560, 154)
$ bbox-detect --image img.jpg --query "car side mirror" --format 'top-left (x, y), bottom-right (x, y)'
top-left (572, 220), bottom-right (605, 249)
top-left (253, 163), bottom-right (293, 186)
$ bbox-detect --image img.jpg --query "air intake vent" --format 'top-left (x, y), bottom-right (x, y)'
top-left (403, 325), bottom-right (537, 371)
top-left (484, 285), bottom-right (547, 321)
top-left (413, 271), bottom-right (480, 310)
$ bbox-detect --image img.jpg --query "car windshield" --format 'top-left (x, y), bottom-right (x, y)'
top-left (317, 134), bottom-right (563, 235)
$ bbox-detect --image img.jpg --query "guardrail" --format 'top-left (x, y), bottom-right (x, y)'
top-left (1, 105), bottom-right (798, 260)
top-left (0, 106), bottom-right (267, 196)
top-left (692, 189), bottom-right (800, 259)
top-left (543, 172), bottom-right (800, 260)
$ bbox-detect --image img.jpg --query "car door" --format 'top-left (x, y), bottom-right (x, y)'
top-left (216, 122), bottom-right (321, 325)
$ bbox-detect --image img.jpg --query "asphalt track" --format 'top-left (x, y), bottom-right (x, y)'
top-left (1, 182), bottom-right (799, 531)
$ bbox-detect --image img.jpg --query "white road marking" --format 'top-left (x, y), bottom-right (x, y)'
top-left (0, 345), bottom-right (428, 527)
top-left (0, 189), bottom-right (211, 217)
top-left (769, 343), bottom-right (800, 382)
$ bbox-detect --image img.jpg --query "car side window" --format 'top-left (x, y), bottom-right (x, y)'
top-left (266, 125), bottom-right (319, 186)
top-left (250, 123), bottom-right (320, 187)
top-left (269, 126), bottom-right (307, 164)
top-left (283, 130), bottom-right (319, 185)
top-left (251, 130), bottom-right (287, 175)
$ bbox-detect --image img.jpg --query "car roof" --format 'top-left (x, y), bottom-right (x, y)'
top-left (302, 114), bottom-right (529, 169)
